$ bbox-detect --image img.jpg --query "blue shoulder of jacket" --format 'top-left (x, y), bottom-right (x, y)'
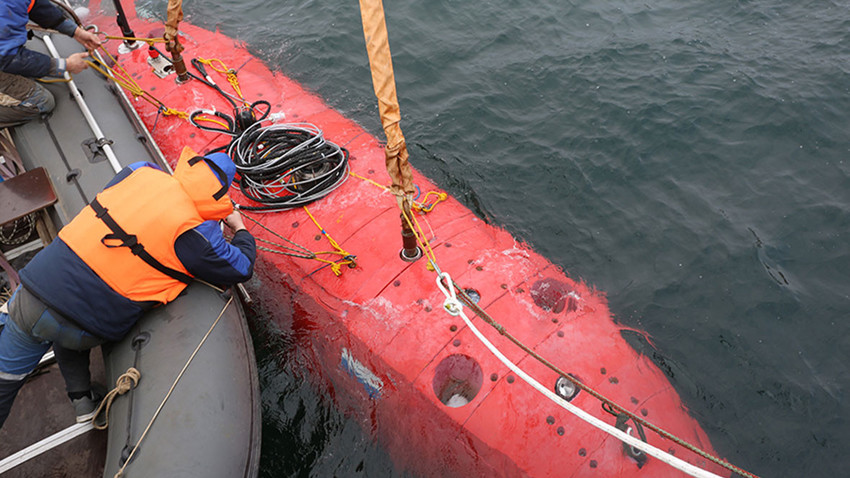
top-left (104, 162), bottom-right (161, 189)
top-left (175, 221), bottom-right (256, 286)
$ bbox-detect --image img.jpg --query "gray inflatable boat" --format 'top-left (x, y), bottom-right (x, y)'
top-left (0, 21), bottom-right (260, 478)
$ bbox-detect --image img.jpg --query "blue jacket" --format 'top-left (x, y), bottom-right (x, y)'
top-left (19, 161), bottom-right (256, 341)
top-left (0, 0), bottom-right (78, 77)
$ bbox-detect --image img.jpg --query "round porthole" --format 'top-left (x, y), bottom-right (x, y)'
top-left (530, 278), bottom-right (579, 313)
top-left (432, 354), bottom-right (483, 408)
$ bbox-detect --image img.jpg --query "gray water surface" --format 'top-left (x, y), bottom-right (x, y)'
top-left (137, 1), bottom-right (850, 476)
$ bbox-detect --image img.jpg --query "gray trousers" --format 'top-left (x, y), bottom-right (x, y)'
top-left (0, 71), bottom-right (55, 128)
top-left (0, 286), bottom-right (104, 427)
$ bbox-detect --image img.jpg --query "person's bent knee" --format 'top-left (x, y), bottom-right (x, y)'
top-left (20, 82), bottom-right (55, 115)
top-left (0, 80), bottom-right (55, 127)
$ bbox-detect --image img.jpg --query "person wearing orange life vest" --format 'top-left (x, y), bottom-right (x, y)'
top-left (0, 149), bottom-right (256, 427)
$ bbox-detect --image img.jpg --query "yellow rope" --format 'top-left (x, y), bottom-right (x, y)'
top-left (89, 47), bottom-right (141, 91)
top-left (302, 206), bottom-right (355, 276)
top-left (192, 113), bottom-right (231, 130)
top-left (112, 297), bottom-right (233, 478)
top-left (90, 367), bottom-right (141, 430)
top-left (349, 171), bottom-right (441, 268)
top-left (238, 210), bottom-right (356, 274)
top-left (85, 47), bottom-right (189, 120)
top-left (196, 57), bottom-right (246, 103)
top-left (401, 205), bottom-right (438, 270)
top-left (349, 171), bottom-right (446, 213)
top-left (160, 107), bottom-right (190, 120)
top-left (348, 171), bottom-right (386, 190)
top-left (103, 35), bottom-right (166, 46)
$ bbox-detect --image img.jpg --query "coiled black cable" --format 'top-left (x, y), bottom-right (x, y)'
top-left (145, 46), bottom-right (346, 210)
top-left (228, 122), bottom-right (350, 211)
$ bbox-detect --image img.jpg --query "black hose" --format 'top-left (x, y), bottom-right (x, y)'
top-left (189, 109), bottom-right (235, 135)
top-left (190, 58), bottom-right (238, 109)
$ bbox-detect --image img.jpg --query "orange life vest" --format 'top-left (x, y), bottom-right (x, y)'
top-left (58, 160), bottom-right (218, 304)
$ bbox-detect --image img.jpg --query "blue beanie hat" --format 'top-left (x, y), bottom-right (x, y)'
top-left (205, 152), bottom-right (236, 187)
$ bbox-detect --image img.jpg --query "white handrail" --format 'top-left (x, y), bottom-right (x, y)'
top-left (41, 35), bottom-right (122, 174)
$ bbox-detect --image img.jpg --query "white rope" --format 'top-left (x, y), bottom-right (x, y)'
top-left (435, 272), bottom-right (723, 478)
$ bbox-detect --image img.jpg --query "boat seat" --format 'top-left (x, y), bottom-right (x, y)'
top-left (0, 168), bottom-right (59, 290)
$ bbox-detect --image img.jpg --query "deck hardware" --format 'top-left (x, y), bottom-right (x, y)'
top-left (555, 375), bottom-right (580, 402)
top-left (81, 137), bottom-right (113, 163)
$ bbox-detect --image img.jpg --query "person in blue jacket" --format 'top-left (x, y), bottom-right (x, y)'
top-left (1, 0), bottom-right (102, 127)
top-left (0, 151), bottom-right (256, 427)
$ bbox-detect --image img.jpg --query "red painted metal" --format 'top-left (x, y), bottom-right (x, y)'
top-left (89, 3), bottom-right (729, 477)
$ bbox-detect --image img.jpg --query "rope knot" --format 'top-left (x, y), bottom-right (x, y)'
top-left (115, 367), bottom-right (141, 393)
top-left (91, 367), bottom-right (141, 431)
top-left (443, 297), bottom-right (462, 316)
top-left (436, 272), bottom-right (462, 316)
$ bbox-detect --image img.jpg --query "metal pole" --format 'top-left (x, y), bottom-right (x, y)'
top-left (42, 35), bottom-right (123, 174)
top-left (166, 37), bottom-right (190, 84)
top-left (110, 0), bottom-right (140, 50)
top-left (399, 202), bottom-right (421, 262)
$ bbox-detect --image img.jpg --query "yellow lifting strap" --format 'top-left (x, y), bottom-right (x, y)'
top-left (164, 0), bottom-right (184, 45)
top-left (358, 0), bottom-right (415, 201)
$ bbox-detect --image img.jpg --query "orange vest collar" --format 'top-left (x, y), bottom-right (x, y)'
top-left (173, 150), bottom-right (234, 220)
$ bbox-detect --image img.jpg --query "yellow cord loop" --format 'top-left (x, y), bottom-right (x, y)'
top-left (349, 171), bottom-right (447, 214)
top-left (90, 367), bottom-right (141, 431)
top-left (414, 191), bottom-right (447, 213)
top-left (192, 113), bottom-right (231, 130)
top-left (303, 206), bottom-right (355, 276)
top-left (196, 57), bottom-right (246, 102)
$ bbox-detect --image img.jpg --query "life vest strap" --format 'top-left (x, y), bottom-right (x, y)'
top-left (187, 155), bottom-right (229, 200)
top-left (89, 198), bottom-right (194, 285)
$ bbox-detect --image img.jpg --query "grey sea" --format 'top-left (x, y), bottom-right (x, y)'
top-left (141, 0), bottom-right (849, 476)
